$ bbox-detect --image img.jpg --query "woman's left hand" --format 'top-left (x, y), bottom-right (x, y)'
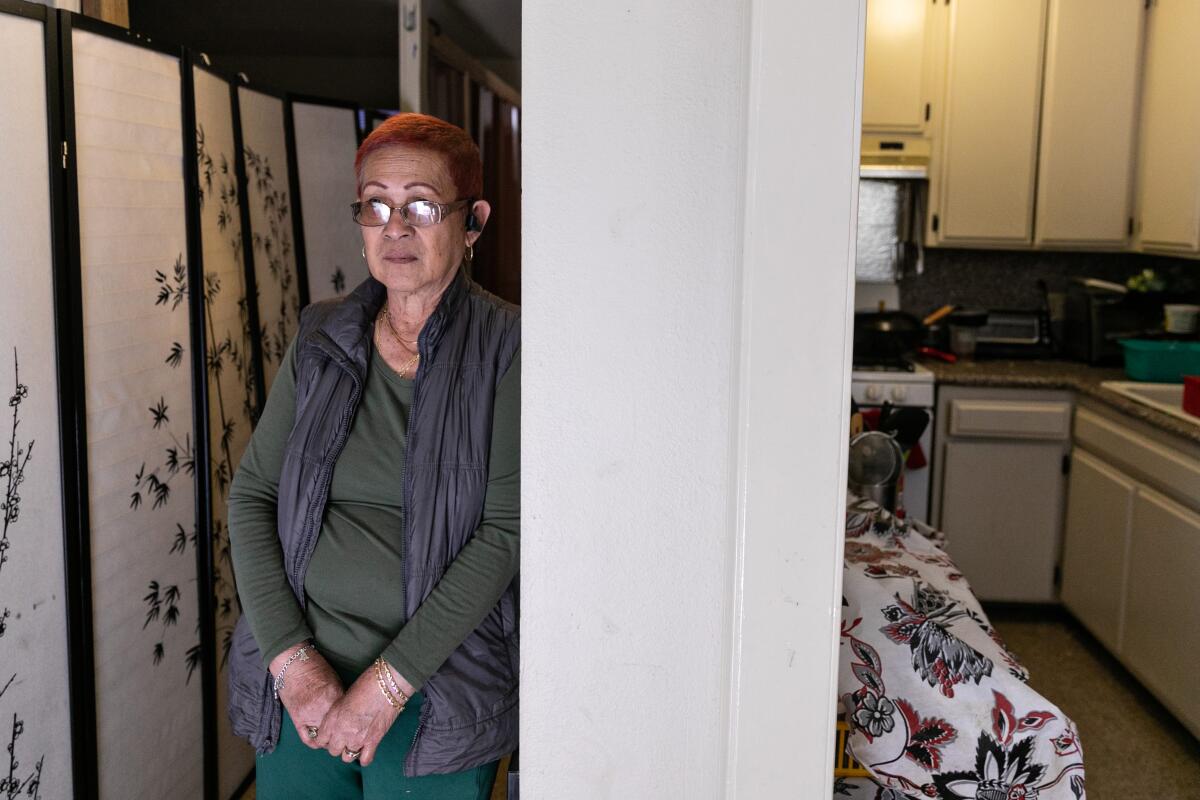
top-left (314, 666), bottom-right (403, 766)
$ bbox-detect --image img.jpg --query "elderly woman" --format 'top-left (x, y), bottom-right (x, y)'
top-left (227, 113), bottom-right (520, 799)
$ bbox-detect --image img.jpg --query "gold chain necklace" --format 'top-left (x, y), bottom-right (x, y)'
top-left (376, 311), bottom-right (420, 377)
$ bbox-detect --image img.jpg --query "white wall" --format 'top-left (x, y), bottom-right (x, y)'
top-left (522, 0), bottom-right (863, 796)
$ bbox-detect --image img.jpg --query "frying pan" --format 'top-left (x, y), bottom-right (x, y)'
top-left (853, 311), bottom-right (924, 362)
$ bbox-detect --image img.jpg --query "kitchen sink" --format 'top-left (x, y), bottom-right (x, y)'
top-left (1100, 381), bottom-right (1200, 427)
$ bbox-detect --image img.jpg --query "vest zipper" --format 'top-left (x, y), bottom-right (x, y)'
top-left (401, 337), bottom-right (424, 774)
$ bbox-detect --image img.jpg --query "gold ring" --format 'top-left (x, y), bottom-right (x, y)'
top-left (344, 747), bottom-right (362, 760)
top-left (306, 726), bottom-right (319, 739)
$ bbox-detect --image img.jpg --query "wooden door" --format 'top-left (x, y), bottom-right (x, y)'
top-left (1034, 0), bottom-right (1144, 247)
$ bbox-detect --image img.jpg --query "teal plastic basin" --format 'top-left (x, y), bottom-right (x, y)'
top-left (1120, 339), bottom-right (1200, 383)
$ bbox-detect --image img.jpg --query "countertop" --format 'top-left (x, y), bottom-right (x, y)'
top-left (921, 358), bottom-right (1200, 444)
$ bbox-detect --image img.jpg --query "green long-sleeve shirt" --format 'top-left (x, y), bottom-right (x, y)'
top-left (228, 338), bottom-right (520, 689)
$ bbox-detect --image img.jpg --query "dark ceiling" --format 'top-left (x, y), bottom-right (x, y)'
top-left (128, 0), bottom-right (520, 111)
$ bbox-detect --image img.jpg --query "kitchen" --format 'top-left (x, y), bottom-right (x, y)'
top-left (848, 0), bottom-right (1200, 794)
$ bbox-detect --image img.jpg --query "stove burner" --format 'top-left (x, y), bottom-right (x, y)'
top-left (852, 359), bottom-right (916, 373)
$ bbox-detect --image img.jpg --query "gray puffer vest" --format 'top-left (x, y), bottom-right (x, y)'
top-left (226, 270), bottom-right (521, 776)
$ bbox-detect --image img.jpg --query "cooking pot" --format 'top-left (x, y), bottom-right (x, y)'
top-left (853, 311), bottom-right (924, 362)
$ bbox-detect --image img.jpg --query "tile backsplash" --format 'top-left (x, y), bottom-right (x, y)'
top-left (897, 248), bottom-right (1200, 316)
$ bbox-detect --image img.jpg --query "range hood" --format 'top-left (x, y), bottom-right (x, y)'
top-left (860, 134), bottom-right (930, 179)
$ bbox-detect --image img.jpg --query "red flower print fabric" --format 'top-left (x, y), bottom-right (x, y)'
top-left (836, 495), bottom-right (1086, 799)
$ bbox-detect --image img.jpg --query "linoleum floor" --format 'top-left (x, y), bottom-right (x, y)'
top-left (987, 605), bottom-right (1200, 799)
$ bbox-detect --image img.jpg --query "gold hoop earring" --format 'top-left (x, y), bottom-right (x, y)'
top-left (464, 243), bottom-right (474, 263)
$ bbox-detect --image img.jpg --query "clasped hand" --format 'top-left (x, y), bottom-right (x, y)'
top-left (273, 646), bottom-right (409, 767)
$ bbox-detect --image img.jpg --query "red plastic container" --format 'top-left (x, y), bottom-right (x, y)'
top-left (1184, 376), bottom-right (1200, 419)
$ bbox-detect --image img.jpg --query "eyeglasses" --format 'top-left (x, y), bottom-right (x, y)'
top-left (350, 198), bottom-right (473, 227)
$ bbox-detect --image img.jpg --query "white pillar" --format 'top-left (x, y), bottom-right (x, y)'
top-left (522, 1), bottom-right (864, 796)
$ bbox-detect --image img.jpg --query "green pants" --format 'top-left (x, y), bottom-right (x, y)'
top-left (256, 693), bottom-right (499, 800)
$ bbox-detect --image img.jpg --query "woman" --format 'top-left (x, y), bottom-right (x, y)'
top-left (227, 113), bottom-right (520, 799)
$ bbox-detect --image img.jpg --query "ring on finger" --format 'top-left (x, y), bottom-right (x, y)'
top-left (306, 726), bottom-right (319, 739)
top-left (343, 747), bottom-right (362, 760)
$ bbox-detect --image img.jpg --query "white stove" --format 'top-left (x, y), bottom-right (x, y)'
top-left (850, 361), bottom-right (935, 407)
top-left (850, 361), bottom-right (935, 521)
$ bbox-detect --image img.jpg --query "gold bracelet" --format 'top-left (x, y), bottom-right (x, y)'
top-left (374, 658), bottom-right (405, 711)
top-left (378, 657), bottom-right (411, 706)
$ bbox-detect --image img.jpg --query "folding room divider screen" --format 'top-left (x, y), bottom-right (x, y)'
top-left (192, 62), bottom-right (260, 800)
top-left (0, 6), bottom-right (74, 798)
top-left (290, 99), bottom-right (368, 303)
top-left (66, 21), bottom-right (207, 800)
top-left (237, 85), bottom-right (302, 394)
top-left (0, 8), bottom-right (369, 797)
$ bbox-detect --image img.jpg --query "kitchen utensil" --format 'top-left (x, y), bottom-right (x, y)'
top-left (917, 345), bottom-right (957, 363)
top-left (853, 310), bottom-right (924, 363)
top-left (877, 406), bottom-right (931, 452)
top-left (947, 308), bottom-right (988, 359)
top-left (1164, 304), bottom-right (1200, 334)
top-left (922, 304), bottom-right (956, 327)
top-left (847, 431), bottom-right (904, 513)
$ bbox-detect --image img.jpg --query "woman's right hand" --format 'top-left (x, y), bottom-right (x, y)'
top-left (270, 643), bottom-right (344, 749)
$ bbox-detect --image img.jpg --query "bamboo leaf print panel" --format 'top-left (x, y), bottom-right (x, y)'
top-left (291, 101), bottom-right (367, 303)
top-left (71, 29), bottom-right (203, 800)
top-left (238, 87), bottom-right (301, 392)
top-left (192, 66), bottom-right (257, 799)
top-left (0, 11), bottom-right (73, 799)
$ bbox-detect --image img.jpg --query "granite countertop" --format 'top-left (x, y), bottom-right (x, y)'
top-left (921, 358), bottom-right (1200, 444)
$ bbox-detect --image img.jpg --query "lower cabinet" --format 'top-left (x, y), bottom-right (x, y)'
top-left (1060, 448), bottom-right (1135, 653)
top-left (1123, 488), bottom-right (1200, 734)
top-left (932, 386), bottom-right (1073, 602)
top-left (1061, 403), bottom-right (1200, 738)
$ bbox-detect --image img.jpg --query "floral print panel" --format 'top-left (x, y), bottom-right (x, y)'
top-left (236, 87), bottom-right (301, 394)
top-left (73, 29), bottom-right (204, 800)
top-left (0, 12), bottom-right (73, 799)
top-left (193, 65), bottom-right (258, 799)
top-left (836, 496), bottom-right (1086, 799)
top-left (291, 101), bottom-right (368, 304)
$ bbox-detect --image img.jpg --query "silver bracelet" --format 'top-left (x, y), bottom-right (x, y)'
top-left (273, 643), bottom-right (316, 700)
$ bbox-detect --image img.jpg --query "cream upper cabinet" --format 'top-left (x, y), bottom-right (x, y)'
top-left (1135, 0), bottom-right (1200, 253)
top-left (862, 0), bottom-right (932, 133)
top-left (931, 0), bottom-right (1047, 246)
top-left (1034, 0), bottom-right (1145, 248)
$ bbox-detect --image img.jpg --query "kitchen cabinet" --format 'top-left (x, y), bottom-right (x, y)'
top-left (1063, 402), bottom-right (1200, 738)
top-left (862, 0), bottom-right (936, 134)
top-left (1059, 448), bottom-right (1135, 653)
top-left (1134, 0), bottom-right (1200, 253)
top-left (1123, 487), bottom-right (1200, 735)
top-left (931, 386), bottom-right (1072, 602)
top-left (1034, 0), bottom-right (1144, 248)
top-left (928, 0), bottom-right (1047, 246)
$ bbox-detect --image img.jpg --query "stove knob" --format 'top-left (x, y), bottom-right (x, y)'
top-left (865, 384), bottom-right (883, 402)
top-left (890, 386), bottom-right (908, 402)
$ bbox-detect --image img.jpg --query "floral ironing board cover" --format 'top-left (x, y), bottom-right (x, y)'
top-left (836, 495), bottom-right (1086, 800)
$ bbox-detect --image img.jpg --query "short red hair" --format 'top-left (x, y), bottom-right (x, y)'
top-left (355, 113), bottom-right (483, 199)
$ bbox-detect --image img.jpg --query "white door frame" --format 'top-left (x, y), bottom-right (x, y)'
top-left (725, 1), bottom-right (865, 795)
top-left (521, 1), bottom-right (863, 796)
